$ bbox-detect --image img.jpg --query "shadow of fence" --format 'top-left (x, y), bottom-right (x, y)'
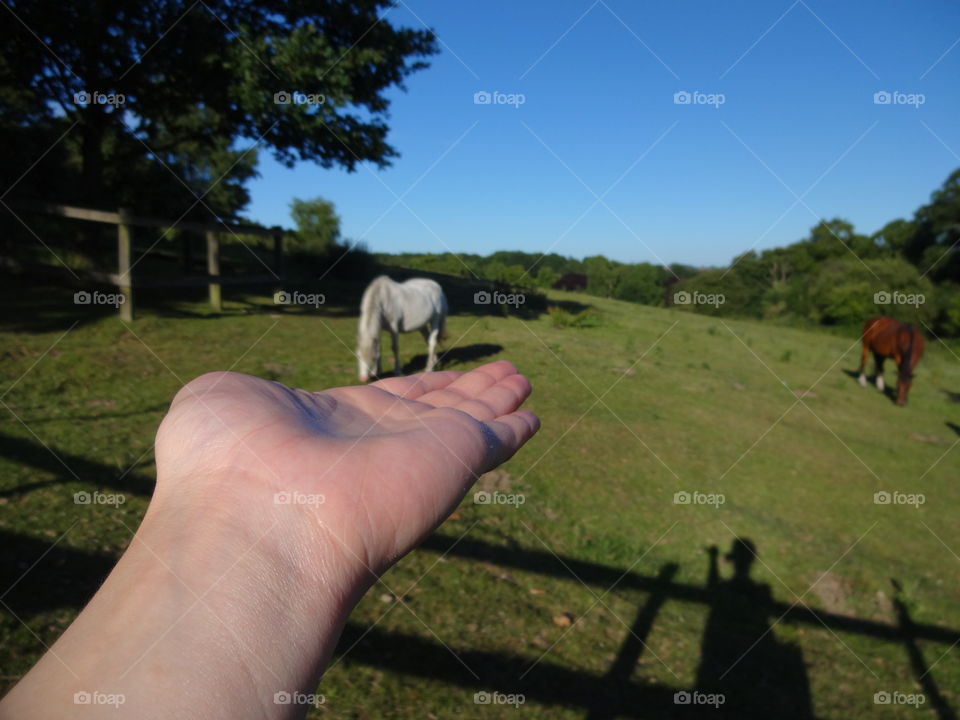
top-left (330, 532), bottom-right (960, 719)
top-left (1, 504), bottom-right (957, 718)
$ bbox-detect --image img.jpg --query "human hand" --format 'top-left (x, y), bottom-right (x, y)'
top-left (153, 359), bottom-right (540, 589)
top-left (0, 361), bottom-right (539, 720)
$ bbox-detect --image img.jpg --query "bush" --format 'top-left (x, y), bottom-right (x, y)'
top-left (547, 305), bottom-right (599, 328)
top-left (805, 257), bottom-right (935, 327)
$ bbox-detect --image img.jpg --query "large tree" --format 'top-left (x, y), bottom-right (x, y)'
top-left (912, 168), bottom-right (960, 281)
top-left (0, 0), bottom-right (437, 219)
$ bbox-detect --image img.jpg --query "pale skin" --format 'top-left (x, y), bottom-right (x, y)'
top-left (0, 360), bottom-right (539, 719)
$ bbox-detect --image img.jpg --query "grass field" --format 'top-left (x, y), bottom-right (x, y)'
top-left (2, 272), bottom-right (959, 719)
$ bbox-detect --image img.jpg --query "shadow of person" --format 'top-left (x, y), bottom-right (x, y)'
top-left (694, 539), bottom-right (813, 719)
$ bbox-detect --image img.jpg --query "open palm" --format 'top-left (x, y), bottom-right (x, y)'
top-left (153, 360), bottom-right (539, 584)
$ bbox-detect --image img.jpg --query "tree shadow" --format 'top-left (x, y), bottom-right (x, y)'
top-left (0, 271), bottom-right (115, 334)
top-left (946, 421), bottom-right (960, 437)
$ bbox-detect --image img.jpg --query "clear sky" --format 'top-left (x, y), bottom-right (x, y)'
top-left (244, 0), bottom-right (960, 267)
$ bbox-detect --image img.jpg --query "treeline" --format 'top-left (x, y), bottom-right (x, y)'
top-left (376, 250), bottom-right (696, 303)
top-left (379, 168), bottom-right (960, 336)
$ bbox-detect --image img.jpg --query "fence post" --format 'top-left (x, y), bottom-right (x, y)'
top-left (272, 228), bottom-right (284, 279)
top-left (206, 230), bottom-right (221, 311)
top-left (117, 208), bottom-right (134, 322)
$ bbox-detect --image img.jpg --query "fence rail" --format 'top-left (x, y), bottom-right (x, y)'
top-left (5, 201), bottom-right (286, 320)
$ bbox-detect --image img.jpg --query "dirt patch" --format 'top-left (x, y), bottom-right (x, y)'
top-left (873, 590), bottom-right (895, 621)
top-left (813, 572), bottom-right (853, 614)
top-left (476, 469), bottom-right (514, 494)
top-left (86, 398), bottom-right (118, 410)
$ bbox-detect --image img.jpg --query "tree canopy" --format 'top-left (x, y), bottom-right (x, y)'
top-left (1, 0), bottom-right (437, 219)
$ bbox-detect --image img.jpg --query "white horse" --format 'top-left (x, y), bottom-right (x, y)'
top-left (357, 276), bottom-right (447, 382)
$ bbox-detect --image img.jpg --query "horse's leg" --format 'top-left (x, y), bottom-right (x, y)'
top-left (873, 352), bottom-right (885, 392)
top-left (425, 327), bottom-right (439, 372)
top-left (858, 341), bottom-right (869, 387)
top-left (418, 327), bottom-right (431, 370)
top-left (391, 330), bottom-right (401, 376)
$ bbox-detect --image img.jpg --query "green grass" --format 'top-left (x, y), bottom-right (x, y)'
top-left (2, 274), bottom-right (959, 719)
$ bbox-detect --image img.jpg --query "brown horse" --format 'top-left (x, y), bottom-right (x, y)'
top-left (858, 316), bottom-right (925, 406)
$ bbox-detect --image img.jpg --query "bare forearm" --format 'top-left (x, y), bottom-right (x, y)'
top-left (1, 486), bottom-right (359, 720)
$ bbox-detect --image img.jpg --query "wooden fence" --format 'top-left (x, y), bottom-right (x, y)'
top-left (6, 201), bottom-right (286, 320)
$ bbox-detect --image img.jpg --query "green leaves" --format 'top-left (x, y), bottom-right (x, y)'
top-left (1, 0), bottom-right (438, 213)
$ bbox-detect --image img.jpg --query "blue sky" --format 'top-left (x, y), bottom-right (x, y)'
top-left (245, 0), bottom-right (960, 267)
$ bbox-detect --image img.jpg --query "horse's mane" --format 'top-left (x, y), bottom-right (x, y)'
top-left (358, 275), bottom-right (390, 341)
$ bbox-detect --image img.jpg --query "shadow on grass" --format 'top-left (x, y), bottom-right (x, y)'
top-left (1, 264), bottom-right (594, 332)
top-left (0, 529), bottom-right (115, 616)
top-left (3, 520), bottom-right (958, 718)
top-left (402, 343), bottom-right (504, 374)
top-left (0, 273), bottom-right (111, 334)
top-left (843, 368), bottom-right (907, 405)
top-left (0, 430), bottom-right (154, 499)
